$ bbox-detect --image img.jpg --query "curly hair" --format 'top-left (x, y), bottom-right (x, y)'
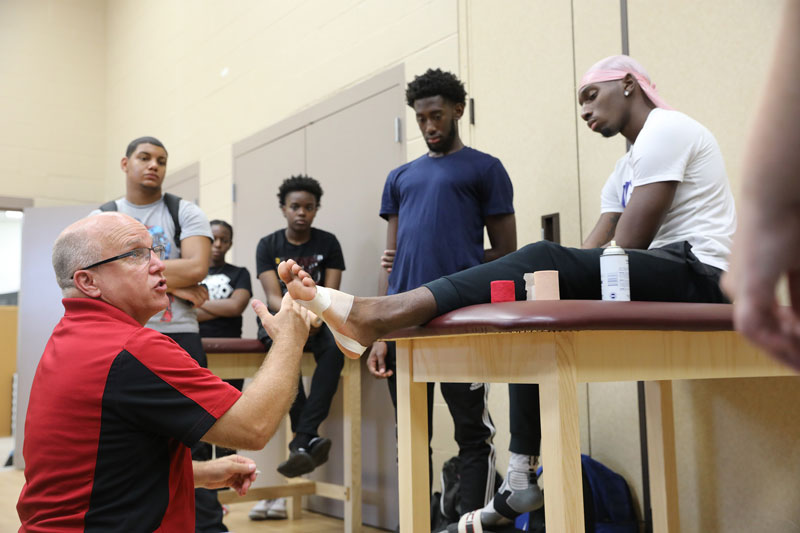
top-left (277, 175), bottom-right (323, 206)
top-left (405, 68), bottom-right (467, 107)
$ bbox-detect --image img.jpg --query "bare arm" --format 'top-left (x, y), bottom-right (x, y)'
top-left (722, 0), bottom-right (800, 368)
top-left (484, 213), bottom-right (517, 262)
top-left (369, 215), bottom-right (398, 380)
top-left (258, 271), bottom-right (285, 314)
top-left (198, 288), bottom-right (251, 319)
top-left (609, 181), bottom-right (678, 249)
top-left (202, 295), bottom-right (312, 450)
top-left (378, 215), bottom-right (398, 296)
top-left (323, 268), bottom-right (342, 290)
top-left (582, 212), bottom-right (621, 249)
top-left (164, 235), bottom-right (211, 289)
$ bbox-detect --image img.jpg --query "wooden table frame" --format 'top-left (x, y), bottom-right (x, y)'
top-left (389, 324), bottom-right (794, 533)
top-left (207, 349), bottom-right (362, 533)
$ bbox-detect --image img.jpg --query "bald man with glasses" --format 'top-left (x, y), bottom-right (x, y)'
top-left (17, 213), bottom-right (314, 532)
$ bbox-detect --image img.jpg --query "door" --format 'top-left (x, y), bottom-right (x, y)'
top-left (232, 66), bottom-right (405, 529)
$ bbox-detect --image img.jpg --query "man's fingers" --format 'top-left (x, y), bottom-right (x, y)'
top-left (223, 455), bottom-right (257, 474)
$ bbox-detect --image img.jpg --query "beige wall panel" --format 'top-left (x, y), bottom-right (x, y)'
top-left (627, 0), bottom-right (783, 201)
top-left (466, 1), bottom-right (581, 246)
top-left (572, 0), bottom-right (626, 241)
top-left (587, 381), bottom-right (644, 520)
top-left (430, 400), bottom-right (457, 460)
top-left (625, 3), bottom-right (791, 531)
top-left (104, 0), bottom-right (458, 205)
top-left (0, 0), bottom-right (106, 206)
top-left (672, 377), bottom-right (800, 532)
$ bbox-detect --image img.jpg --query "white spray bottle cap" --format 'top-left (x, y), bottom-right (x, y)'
top-left (602, 240), bottom-right (626, 255)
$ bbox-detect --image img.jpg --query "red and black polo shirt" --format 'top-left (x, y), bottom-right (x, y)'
top-left (17, 298), bottom-right (241, 532)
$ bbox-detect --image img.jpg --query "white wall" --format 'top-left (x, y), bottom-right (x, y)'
top-left (0, 213), bottom-right (23, 294)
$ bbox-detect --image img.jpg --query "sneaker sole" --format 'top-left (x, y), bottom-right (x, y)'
top-left (310, 438), bottom-right (332, 467)
top-left (277, 452), bottom-right (315, 478)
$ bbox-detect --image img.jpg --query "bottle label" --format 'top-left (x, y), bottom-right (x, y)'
top-left (600, 254), bottom-right (631, 301)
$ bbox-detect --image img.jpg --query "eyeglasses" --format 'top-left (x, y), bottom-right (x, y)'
top-left (80, 244), bottom-right (167, 271)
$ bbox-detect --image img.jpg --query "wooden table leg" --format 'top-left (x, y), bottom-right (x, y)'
top-left (645, 380), bottom-right (680, 533)
top-left (395, 340), bottom-right (431, 533)
top-left (342, 356), bottom-right (362, 533)
top-left (539, 338), bottom-right (585, 533)
top-left (284, 412), bottom-right (302, 519)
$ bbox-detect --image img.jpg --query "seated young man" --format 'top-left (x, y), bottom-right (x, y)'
top-left (273, 54), bottom-right (736, 528)
top-left (254, 175), bottom-right (346, 483)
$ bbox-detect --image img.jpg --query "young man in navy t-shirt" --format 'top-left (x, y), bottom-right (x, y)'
top-left (369, 68), bottom-right (517, 520)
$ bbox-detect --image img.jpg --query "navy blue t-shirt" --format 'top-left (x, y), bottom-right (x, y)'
top-left (380, 147), bottom-right (514, 294)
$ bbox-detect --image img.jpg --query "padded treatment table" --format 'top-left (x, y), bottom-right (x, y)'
top-left (203, 338), bottom-right (362, 533)
top-left (382, 300), bottom-right (795, 533)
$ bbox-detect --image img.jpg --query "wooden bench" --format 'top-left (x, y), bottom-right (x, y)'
top-left (202, 338), bottom-right (362, 532)
top-left (382, 300), bottom-right (796, 533)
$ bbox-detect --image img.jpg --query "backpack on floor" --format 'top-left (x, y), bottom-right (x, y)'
top-left (581, 454), bottom-right (637, 533)
top-left (515, 454), bottom-right (636, 533)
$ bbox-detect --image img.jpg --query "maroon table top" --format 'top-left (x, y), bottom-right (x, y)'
top-left (383, 300), bottom-right (734, 340)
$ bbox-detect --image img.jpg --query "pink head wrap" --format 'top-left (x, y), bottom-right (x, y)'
top-left (579, 55), bottom-right (673, 110)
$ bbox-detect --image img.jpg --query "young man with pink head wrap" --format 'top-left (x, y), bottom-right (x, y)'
top-left (275, 54), bottom-right (737, 531)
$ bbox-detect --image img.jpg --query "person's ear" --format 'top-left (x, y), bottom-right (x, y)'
top-left (622, 74), bottom-right (637, 98)
top-left (120, 156), bottom-right (129, 173)
top-left (452, 101), bottom-right (465, 120)
top-left (73, 270), bottom-right (102, 298)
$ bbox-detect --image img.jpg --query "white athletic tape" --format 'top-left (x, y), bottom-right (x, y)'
top-left (457, 510), bottom-right (483, 533)
top-left (331, 329), bottom-right (367, 355)
top-left (297, 286), bottom-right (332, 317)
top-left (299, 286), bottom-right (365, 356)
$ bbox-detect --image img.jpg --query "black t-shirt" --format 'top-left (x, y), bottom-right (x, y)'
top-left (255, 228), bottom-right (345, 293)
top-left (199, 263), bottom-right (252, 338)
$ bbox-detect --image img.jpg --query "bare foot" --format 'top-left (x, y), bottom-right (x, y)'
top-left (277, 259), bottom-right (375, 359)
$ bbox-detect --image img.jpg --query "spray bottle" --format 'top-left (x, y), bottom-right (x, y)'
top-left (600, 241), bottom-right (630, 301)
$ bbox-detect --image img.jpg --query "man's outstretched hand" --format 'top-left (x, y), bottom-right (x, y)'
top-left (193, 455), bottom-right (257, 496)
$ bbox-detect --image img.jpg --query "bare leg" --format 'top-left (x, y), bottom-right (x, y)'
top-left (277, 260), bottom-right (438, 356)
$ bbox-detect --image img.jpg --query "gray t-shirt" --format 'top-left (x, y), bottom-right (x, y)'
top-left (90, 196), bottom-right (213, 334)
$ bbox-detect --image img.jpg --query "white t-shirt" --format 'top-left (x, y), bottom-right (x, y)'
top-left (600, 108), bottom-right (737, 271)
top-left (90, 196), bottom-right (213, 333)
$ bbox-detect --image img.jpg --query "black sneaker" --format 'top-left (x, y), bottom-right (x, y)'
top-left (308, 437), bottom-right (332, 467)
top-left (277, 448), bottom-right (315, 478)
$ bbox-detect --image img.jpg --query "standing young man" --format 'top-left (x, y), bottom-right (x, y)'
top-left (368, 68), bottom-right (517, 519)
top-left (254, 175), bottom-right (345, 482)
top-left (93, 136), bottom-right (226, 533)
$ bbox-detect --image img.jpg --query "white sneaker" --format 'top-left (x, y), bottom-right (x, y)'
top-left (267, 498), bottom-right (287, 519)
top-left (248, 499), bottom-right (275, 520)
top-left (248, 498), bottom-right (287, 520)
